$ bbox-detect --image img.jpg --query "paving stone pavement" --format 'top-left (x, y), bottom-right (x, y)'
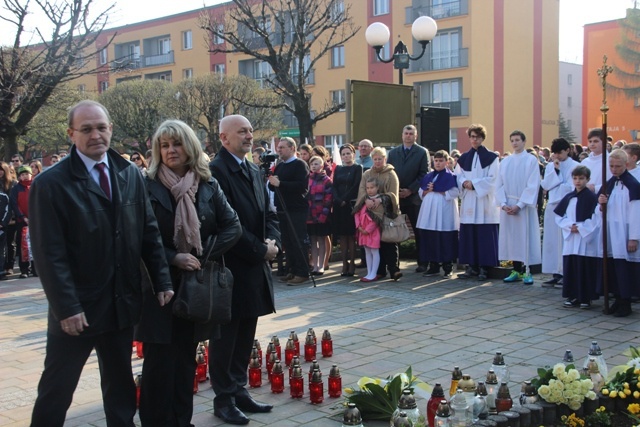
top-left (1, 262), bottom-right (638, 427)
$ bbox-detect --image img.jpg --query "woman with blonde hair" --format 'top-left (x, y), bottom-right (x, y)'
top-left (135, 119), bottom-right (241, 427)
top-left (29, 160), bottom-right (43, 177)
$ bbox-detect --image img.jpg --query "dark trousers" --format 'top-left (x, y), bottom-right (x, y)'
top-left (377, 241), bottom-right (399, 276)
top-left (5, 222), bottom-right (16, 271)
top-left (0, 232), bottom-right (6, 276)
top-left (15, 224), bottom-right (31, 274)
top-left (139, 317), bottom-right (198, 427)
top-left (31, 328), bottom-right (136, 427)
top-left (400, 201), bottom-right (422, 265)
top-left (209, 316), bottom-right (258, 408)
top-left (278, 211), bottom-right (309, 277)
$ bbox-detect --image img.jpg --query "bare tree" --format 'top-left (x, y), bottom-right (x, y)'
top-left (0, 0), bottom-right (115, 160)
top-left (99, 79), bottom-right (177, 152)
top-left (200, 0), bottom-right (359, 143)
top-left (175, 74), bottom-right (283, 152)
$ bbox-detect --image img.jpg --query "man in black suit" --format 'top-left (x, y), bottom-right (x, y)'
top-left (387, 124), bottom-right (431, 272)
top-left (29, 100), bottom-right (173, 427)
top-left (209, 114), bottom-right (280, 425)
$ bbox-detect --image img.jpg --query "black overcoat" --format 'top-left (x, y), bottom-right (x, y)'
top-left (209, 147), bottom-right (279, 318)
top-left (29, 146), bottom-right (172, 336)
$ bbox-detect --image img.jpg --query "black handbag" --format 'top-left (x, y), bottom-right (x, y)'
top-left (172, 235), bottom-right (234, 324)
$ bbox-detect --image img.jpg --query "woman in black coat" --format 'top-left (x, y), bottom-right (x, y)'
top-left (135, 120), bottom-right (241, 427)
top-left (332, 144), bottom-right (363, 276)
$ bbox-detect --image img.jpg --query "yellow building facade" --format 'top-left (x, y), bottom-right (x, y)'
top-left (76, 0), bottom-right (559, 153)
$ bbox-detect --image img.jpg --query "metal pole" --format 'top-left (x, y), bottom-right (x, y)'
top-left (597, 55), bottom-right (613, 315)
top-left (398, 68), bottom-right (403, 85)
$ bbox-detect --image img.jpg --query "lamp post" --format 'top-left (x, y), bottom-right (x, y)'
top-left (365, 16), bottom-right (438, 85)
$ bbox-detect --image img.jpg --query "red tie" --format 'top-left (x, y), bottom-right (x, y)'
top-left (95, 163), bottom-right (111, 200)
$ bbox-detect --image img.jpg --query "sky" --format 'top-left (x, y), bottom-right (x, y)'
top-left (1, 0), bottom-right (637, 63)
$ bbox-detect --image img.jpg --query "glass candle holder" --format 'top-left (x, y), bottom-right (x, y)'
top-left (271, 335), bottom-right (281, 361)
top-left (290, 366), bottom-right (304, 398)
top-left (135, 341), bottom-right (144, 359)
top-left (289, 330), bottom-right (300, 356)
top-left (304, 334), bottom-right (316, 362)
top-left (321, 329), bottom-right (333, 357)
top-left (309, 369), bottom-right (323, 404)
top-left (427, 383), bottom-right (445, 427)
top-left (328, 364), bottom-right (342, 398)
top-left (285, 338), bottom-right (296, 366)
top-left (248, 357), bottom-right (262, 388)
top-left (270, 361), bottom-right (284, 393)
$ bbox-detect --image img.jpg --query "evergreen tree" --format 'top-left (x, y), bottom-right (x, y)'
top-left (558, 113), bottom-right (576, 143)
top-left (609, 4), bottom-right (640, 100)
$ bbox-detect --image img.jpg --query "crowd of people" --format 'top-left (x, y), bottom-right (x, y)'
top-left (17, 98), bottom-right (638, 427)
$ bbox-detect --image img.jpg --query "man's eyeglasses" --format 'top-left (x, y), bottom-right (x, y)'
top-left (72, 126), bottom-right (110, 135)
top-left (11, 159), bottom-right (20, 163)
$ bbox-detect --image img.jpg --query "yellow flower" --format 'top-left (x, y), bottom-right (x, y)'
top-left (628, 403), bottom-right (640, 415)
top-left (625, 388), bottom-right (633, 396)
top-left (602, 388), bottom-right (609, 395)
top-left (610, 390), bottom-right (618, 398)
top-left (634, 391), bottom-right (640, 399)
top-left (619, 392), bottom-right (627, 399)
top-left (624, 382), bottom-right (630, 389)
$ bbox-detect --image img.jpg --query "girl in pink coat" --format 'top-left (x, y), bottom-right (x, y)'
top-left (354, 178), bottom-right (382, 282)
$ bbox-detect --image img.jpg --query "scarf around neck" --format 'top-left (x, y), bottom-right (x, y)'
top-left (457, 145), bottom-right (498, 171)
top-left (157, 164), bottom-right (202, 255)
top-left (554, 187), bottom-right (598, 222)
top-left (419, 168), bottom-right (457, 193)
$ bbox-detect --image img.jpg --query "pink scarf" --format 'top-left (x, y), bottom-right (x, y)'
top-left (157, 164), bottom-right (202, 255)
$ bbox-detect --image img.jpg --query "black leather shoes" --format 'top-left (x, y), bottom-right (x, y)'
top-left (214, 405), bottom-right (250, 425)
top-left (235, 394), bottom-right (273, 413)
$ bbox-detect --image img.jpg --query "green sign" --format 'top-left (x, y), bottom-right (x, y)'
top-left (278, 128), bottom-right (300, 137)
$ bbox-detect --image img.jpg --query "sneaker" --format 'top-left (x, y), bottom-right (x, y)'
top-left (579, 303), bottom-right (591, 309)
top-left (522, 273), bottom-right (534, 285)
top-left (443, 271), bottom-right (453, 279)
top-left (19, 273), bottom-right (28, 279)
top-left (503, 271), bottom-right (522, 283)
top-left (563, 298), bottom-right (578, 308)
top-left (391, 271), bottom-right (403, 281)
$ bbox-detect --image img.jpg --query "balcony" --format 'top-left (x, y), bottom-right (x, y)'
top-left (144, 51), bottom-right (174, 67)
top-left (405, 0), bottom-right (468, 23)
top-left (409, 48), bottom-right (468, 72)
top-left (427, 99), bottom-right (469, 116)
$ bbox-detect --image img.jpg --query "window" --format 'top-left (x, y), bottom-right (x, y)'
top-left (323, 135), bottom-right (345, 146)
top-left (182, 30), bottom-right (193, 50)
top-left (100, 81), bottom-right (109, 92)
top-left (158, 38), bottom-right (171, 54)
top-left (214, 24), bottom-right (224, 44)
top-left (291, 55), bottom-right (314, 85)
top-left (331, 90), bottom-right (345, 111)
top-left (99, 48), bottom-right (107, 65)
top-left (183, 68), bottom-right (193, 79)
top-left (331, 46), bottom-right (345, 68)
top-left (77, 84), bottom-right (86, 93)
top-left (374, 41), bottom-right (391, 62)
top-left (635, 97), bottom-right (640, 107)
top-left (567, 74), bottom-right (572, 85)
top-left (374, 0), bottom-right (389, 16)
top-left (330, 0), bottom-right (344, 20)
top-left (253, 60), bottom-right (273, 87)
top-left (449, 129), bottom-right (457, 151)
top-left (567, 96), bottom-right (572, 107)
top-left (213, 63), bottom-right (226, 74)
top-left (431, 80), bottom-right (460, 103)
top-left (431, 29), bottom-right (460, 70)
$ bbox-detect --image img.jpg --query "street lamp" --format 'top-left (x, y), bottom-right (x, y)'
top-left (365, 16), bottom-right (438, 85)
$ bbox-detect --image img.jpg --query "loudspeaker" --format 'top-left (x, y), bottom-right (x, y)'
top-left (419, 106), bottom-right (450, 153)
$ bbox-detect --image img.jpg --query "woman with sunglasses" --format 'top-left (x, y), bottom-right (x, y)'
top-left (131, 152), bottom-right (149, 176)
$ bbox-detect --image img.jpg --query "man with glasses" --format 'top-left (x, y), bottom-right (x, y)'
top-left (11, 154), bottom-right (23, 168)
top-left (29, 100), bottom-right (173, 427)
top-left (356, 139), bottom-right (374, 170)
top-left (455, 124), bottom-right (500, 281)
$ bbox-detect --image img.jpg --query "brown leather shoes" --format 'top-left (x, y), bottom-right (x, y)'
top-left (287, 276), bottom-right (308, 285)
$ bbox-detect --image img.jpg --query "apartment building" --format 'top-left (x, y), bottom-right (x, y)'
top-left (75, 0), bottom-right (560, 153)
top-left (583, 10), bottom-right (640, 144)
top-left (559, 61), bottom-right (583, 144)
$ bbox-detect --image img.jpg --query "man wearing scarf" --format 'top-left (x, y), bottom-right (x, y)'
top-left (595, 150), bottom-right (640, 317)
top-left (416, 150), bottom-right (460, 278)
top-left (455, 124), bottom-right (500, 281)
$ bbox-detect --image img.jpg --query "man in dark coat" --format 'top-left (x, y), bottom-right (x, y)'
top-left (209, 114), bottom-right (280, 425)
top-left (28, 100), bottom-right (173, 427)
top-left (387, 124), bottom-right (431, 272)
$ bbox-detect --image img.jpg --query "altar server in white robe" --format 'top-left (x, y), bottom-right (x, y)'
top-left (416, 150), bottom-right (460, 279)
top-left (496, 130), bottom-right (541, 285)
top-left (622, 143), bottom-right (640, 181)
top-left (596, 149), bottom-right (640, 318)
top-left (455, 124), bottom-right (500, 281)
top-left (540, 138), bottom-right (580, 286)
top-left (581, 128), bottom-right (612, 193)
top-left (554, 165), bottom-right (600, 309)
